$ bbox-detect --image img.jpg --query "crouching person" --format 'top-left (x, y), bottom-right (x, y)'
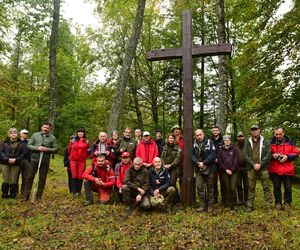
top-left (122, 157), bottom-right (150, 212)
top-left (149, 157), bottom-right (175, 212)
top-left (82, 154), bottom-right (115, 205)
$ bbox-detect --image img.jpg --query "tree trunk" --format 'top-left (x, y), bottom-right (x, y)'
top-left (216, 0), bottom-right (228, 133)
top-left (48, 0), bottom-right (60, 131)
top-left (108, 0), bottom-right (146, 133)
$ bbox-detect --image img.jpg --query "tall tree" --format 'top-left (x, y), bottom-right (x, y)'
top-left (216, 0), bottom-right (229, 133)
top-left (48, 0), bottom-right (60, 130)
top-left (108, 0), bottom-right (146, 133)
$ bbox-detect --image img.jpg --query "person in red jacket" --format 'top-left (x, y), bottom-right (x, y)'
top-left (83, 155), bottom-right (115, 205)
top-left (136, 131), bottom-right (158, 170)
top-left (67, 128), bottom-right (90, 197)
top-left (270, 127), bottom-right (299, 211)
top-left (115, 152), bottom-right (132, 192)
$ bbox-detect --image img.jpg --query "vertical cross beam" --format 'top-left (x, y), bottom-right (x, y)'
top-left (181, 10), bottom-right (195, 205)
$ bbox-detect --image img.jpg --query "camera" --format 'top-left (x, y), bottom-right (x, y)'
top-left (277, 154), bottom-right (284, 161)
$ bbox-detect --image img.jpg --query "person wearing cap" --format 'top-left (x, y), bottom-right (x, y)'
top-left (235, 131), bottom-right (248, 205)
top-left (116, 127), bottom-right (137, 160)
top-left (244, 124), bottom-right (272, 212)
top-left (134, 129), bottom-right (142, 144)
top-left (217, 135), bottom-right (239, 210)
top-left (122, 157), bottom-right (150, 212)
top-left (269, 127), bottom-right (299, 211)
top-left (210, 125), bottom-right (224, 205)
top-left (154, 129), bottom-right (165, 157)
top-left (22, 122), bottom-right (57, 202)
top-left (148, 157), bottom-right (176, 211)
top-left (1, 128), bottom-right (27, 198)
top-left (136, 131), bottom-right (158, 169)
top-left (191, 129), bottom-right (216, 212)
top-left (67, 128), bottom-right (90, 197)
top-left (172, 125), bottom-right (184, 186)
top-left (82, 154), bottom-right (115, 205)
top-left (161, 133), bottom-right (182, 202)
top-left (115, 151), bottom-right (132, 194)
top-left (18, 129), bottom-right (31, 196)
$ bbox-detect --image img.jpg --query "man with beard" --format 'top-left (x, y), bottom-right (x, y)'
top-left (116, 127), bottom-right (137, 160)
top-left (235, 132), bottom-right (248, 205)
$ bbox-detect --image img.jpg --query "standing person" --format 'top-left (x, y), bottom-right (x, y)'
top-left (149, 157), bottom-right (176, 211)
top-left (210, 125), bottom-right (224, 204)
top-left (244, 125), bottom-right (272, 212)
top-left (107, 130), bottom-right (119, 169)
top-left (269, 127), bottom-right (299, 211)
top-left (154, 129), bottom-right (165, 157)
top-left (1, 128), bottom-right (27, 198)
top-left (116, 127), bottom-right (137, 160)
top-left (172, 125), bottom-right (184, 187)
top-left (89, 132), bottom-right (112, 163)
top-left (134, 129), bottom-right (142, 144)
top-left (68, 128), bottom-right (90, 197)
top-left (18, 129), bottom-right (30, 196)
top-left (22, 122), bottom-right (57, 202)
top-left (217, 135), bottom-right (239, 210)
top-left (191, 129), bottom-right (216, 212)
top-left (235, 131), bottom-right (248, 205)
top-left (82, 154), bottom-right (115, 205)
top-left (122, 157), bottom-right (150, 212)
top-left (136, 131), bottom-right (158, 170)
top-left (161, 133), bottom-right (181, 202)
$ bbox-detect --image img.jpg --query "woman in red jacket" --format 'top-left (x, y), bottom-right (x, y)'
top-left (67, 128), bottom-right (90, 197)
top-left (83, 155), bottom-right (115, 205)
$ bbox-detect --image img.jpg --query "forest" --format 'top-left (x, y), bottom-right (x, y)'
top-left (0, 0), bottom-right (299, 149)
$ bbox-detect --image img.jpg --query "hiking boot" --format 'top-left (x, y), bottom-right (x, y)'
top-left (9, 184), bottom-right (18, 198)
top-left (283, 203), bottom-right (291, 212)
top-left (1, 183), bottom-right (9, 198)
top-left (275, 204), bottom-right (282, 211)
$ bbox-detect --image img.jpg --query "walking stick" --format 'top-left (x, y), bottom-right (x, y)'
top-left (32, 152), bottom-right (44, 202)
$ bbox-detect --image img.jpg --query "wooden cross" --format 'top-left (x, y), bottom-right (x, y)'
top-left (146, 10), bottom-right (232, 205)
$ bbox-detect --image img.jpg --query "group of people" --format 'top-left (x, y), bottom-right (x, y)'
top-left (1, 123), bottom-right (299, 214)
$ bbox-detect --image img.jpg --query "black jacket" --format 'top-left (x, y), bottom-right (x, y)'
top-left (148, 167), bottom-right (171, 195)
top-left (0, 138), bottom-right (27, 165)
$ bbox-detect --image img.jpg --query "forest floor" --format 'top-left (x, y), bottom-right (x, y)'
top-left (0, 156), bottom-right (300, 250)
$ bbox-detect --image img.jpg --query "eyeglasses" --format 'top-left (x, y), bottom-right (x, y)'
top-left (122, 157), bottom-right (129, 159)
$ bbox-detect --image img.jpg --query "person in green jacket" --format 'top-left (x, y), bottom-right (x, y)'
top-left (244, 125), bottom-right (272, 212)
top-left (22, 122), bottom-right (57, 202)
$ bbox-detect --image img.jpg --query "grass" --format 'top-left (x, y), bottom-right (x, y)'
top-left (0, 155), bottom-right (300, 249)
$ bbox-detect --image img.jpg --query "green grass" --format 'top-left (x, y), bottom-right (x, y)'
top-left (0, 156), bottom-right (300, 249)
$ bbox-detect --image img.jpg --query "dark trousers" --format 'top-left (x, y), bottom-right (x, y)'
top-left (23, 160), bottom-right (50, 200)
top-left (213, 169), bottom-right (225, 203)
top-left (270, 174), bottom-right (292, 205)
top-left (236, 170), bottom-right (249, 203)
top-left (221, 171), bottom-right (238, 208)
top-left (122, 185), bottom-right (150, 209)
top-left (18, 159), bottom-right (30, 196)
top-left (169, 167), bottom-right (181, 203)
top-left (195, 171), bottom-right (214, 208)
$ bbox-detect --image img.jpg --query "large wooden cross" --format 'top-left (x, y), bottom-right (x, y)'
top-left (146, 10), bottom-right (232, 205)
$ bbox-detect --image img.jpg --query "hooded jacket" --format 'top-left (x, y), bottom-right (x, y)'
top-left (136, 139), bottom-right (158, 165)
top-left (116, 161), bottom-right (131, 189)
top-left (269, 135), bottom-right (299, 176)
top-left (161, 143), bottom-right (182, 169)
top-left (68, 138), bottom-right (90, 162)
top-left (148, 167), bottom-right (171, 195)
top-left (0, 138), bottom-right (27, 165)
top-left (217, 144), bottom-right (239, 172)
top-left (123, 165), bottom-right (149, 195)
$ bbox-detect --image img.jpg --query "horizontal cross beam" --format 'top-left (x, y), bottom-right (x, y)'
top-left (146, 43), bottom-right (232, 61)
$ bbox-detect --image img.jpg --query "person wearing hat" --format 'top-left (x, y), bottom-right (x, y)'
top-left (148, 157), bottom-right (176, 212)
top-left (122, 157), bottom-right (150, 212)
top-left (18, 129), bottom-right (31, 196)
top-left (191, 129), bottom-right (216, 212)
top-left (217, 135), bottom-right (239, 210)
top-left (244, 125), bottom-right (272, 212)
top-left (82, 154), bottom-right (115, 205)
top-left (235, 131), bottom-right (248, 205)
top-left (115, 151), bottom-right (132, 197)
top-left (22, 122), bottom-right (57, 202)
top-left (154, 129), bottom-right (165, 157)
top-left (136, 131), bottom-right (158, 170)
top-left (1, 128), bottom-right (27, 198)
top-left (67, 128), bottom-right (90, 197)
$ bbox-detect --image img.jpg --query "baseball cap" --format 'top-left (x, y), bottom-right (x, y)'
top-left (20, 129), bottom-right (29, 134)
top-left (250, 125), bottom-right (259, 130)
top-left (143, 131), bottom-right (150, 136)
top-left (237, 131), bottom-right (244, 137)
